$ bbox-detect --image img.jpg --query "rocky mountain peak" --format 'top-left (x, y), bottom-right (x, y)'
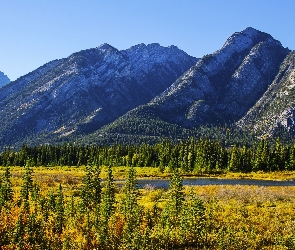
top-left (0, 27), bottom-right (292, 147)
top-left (96, 43), bottom-right (117, 51)
top-left (0, 71), bottom-right (10, 88)
top-left (0, 42), bottom-right (198, 146)
top-left (119, 27), bottom-right (290, 133)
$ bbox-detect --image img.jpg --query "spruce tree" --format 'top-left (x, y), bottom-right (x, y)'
top-left (55, 184), bottom-right (65, 235)
top-left (81, 163), bottom-right (101, 211)
top-left (167, 168), bottom-right (184, 215)
top-left (101, 165), bottom-right (115, 219)
top-left (19, 164), bottom-right (33, 212)
top-left (0, 166), bottom-right (13, 207)
top-left (228, 145), bottom-right (240, 172)
top-left (14, 213), bottom-right (25, 249)
top-left (97, 165), bottom-right (115, 247)
top-left (93, 165), bottom-right (101, 208)
top-left (121, 165), bottom-right (141, 248)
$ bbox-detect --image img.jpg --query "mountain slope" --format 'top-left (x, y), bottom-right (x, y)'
top-left (0, 43), bottom-right (198, 146)
top-left (237, 51), bottom-right (295, 137)
top-left (95, 27), bottom-right (289, 139)
top-left (0, 71), bottom-right (10, 88)
top-left (0, 27), bottom-right (293, 147)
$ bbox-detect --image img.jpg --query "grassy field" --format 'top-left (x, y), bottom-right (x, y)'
top-left (2, 166), bottom-right (295, 249)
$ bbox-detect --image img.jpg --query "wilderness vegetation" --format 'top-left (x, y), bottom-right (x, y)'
top-left (2, 138), bottom-right (295, 249)
top-left (2, 137), bottom-right (295, 173)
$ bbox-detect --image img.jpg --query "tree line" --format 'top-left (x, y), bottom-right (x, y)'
top-left (1, 138), bottom-right (295, 172)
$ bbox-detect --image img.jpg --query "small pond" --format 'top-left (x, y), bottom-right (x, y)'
top-left (128, 178), bottom-right (295, 189)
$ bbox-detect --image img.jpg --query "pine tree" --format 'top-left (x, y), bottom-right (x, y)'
top-left (97, 165), bottom-right (115, 247)
top-left (81, 164), bottom-right (101, 211)
top-left (101, 165), bottom-right (115, 219)
top-left (19, 164), bottom-right (33, 212)
top-left (228, 145), bottom-right (240, 172)
top-left (288, 145), bottom-right (295, 170)
top-left (0, 166), bottom-right (13, 207)
top-left (167, 168), bottom-right (184, 215)
top-left (121, 165), bottom-right (142, 248)
top-left (180, 189), bottom-right (206, 246)
top-left (13, 213), bottom-right (25, 249)
top-left (271, 138), bottom-right (283, 171)
top-left (92, 165), bottom-right (101, 208)
top-left (55, 184), bottom-right (65, 235)
top-left (157, 168), bottom-right (184, 248)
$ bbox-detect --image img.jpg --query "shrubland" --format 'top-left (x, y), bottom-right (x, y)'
top-left (1, 164), bottom-right (295, 249)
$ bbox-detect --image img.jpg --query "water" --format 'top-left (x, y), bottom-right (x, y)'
top-left (132, 178), bottom-right (295, 189)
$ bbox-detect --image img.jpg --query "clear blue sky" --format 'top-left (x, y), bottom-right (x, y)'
top-left (1, 0), bottom-right (294, 81)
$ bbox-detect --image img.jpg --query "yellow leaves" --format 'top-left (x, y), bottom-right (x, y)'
top-left (3, 166), bottom-right (295, 249)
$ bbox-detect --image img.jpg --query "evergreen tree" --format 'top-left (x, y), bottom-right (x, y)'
top-left (97, 165), bottom-right (116, 247)
top-left (166, 168), bottom-right (184, 215)
top-left (19, 164), bottom-right (33, 211)
top-left (93, 165), bottom-right (102, 208)
top-left (271, 138), bottom-right (284, 171)
top-left (228, 145), bottom-right (240, 172)
top-left (288, 145), bottom-right (295, 170)
top-left (13, 213), bottom-right (25, 249)
top-left (180, 189), bottom-right (206, 246)
top-left (81, 164), bottom-right (101, 211)
top-left (101, 165), bottom-right (115, 219)
top-left (0, 166), bottom-right (13, 207)
top-left (121, 166), bottom-right (142, 248)
top-left (55, 184), bottom-right (65, 235)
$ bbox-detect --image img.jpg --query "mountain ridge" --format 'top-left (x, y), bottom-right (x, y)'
top-left (0, 27), bottom-right (294, 147)
top-left (100, 27), bottom-right (289, 136)
top-left (0, 43), bottom-right (198, 146)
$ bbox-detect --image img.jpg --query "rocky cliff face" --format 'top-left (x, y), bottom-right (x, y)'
top-left (110, 27), bottom-right (289, 131)
top-left (237, 51), bottom-right (295, 137)
top-left (0, 71), bottom-right (10, 88)
top-left (0, 43), bottom-right (197, 146)
top-left (0, 27), bottom-right (293, 147)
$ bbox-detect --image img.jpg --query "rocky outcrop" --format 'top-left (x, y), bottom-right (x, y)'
top-left (116, 27), bottom-right (289, 129)
top-left (237, 51), bottom-right (295, 137)
top-left (0, 43), bottom-right (197, 146)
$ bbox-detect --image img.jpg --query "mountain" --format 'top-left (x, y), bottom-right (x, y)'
top-left (94, 27), bottom-right (289, 140)
top-left (237, 51), bottom-right (295, 137)
top-left (0, 27), bottom-right (293, 147)
top-left (0, 71), bottom-right (10, 88)
top-left (0, 43), bottom-right (198, 146)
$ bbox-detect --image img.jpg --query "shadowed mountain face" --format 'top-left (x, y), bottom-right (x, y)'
top-left (99, 27), bottom-right (289, 137)
top-left (0, 27), bottom-right (293, 147)
top-left (0, 71), bottom-right (10, 88)
top-left (0, 43), bottom-right (198, 146)
top-left (237, 51), bottom-right (295, 137)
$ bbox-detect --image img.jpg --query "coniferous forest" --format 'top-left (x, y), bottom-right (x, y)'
top-left (2, 138), bottom-right (295, 249)
top-left (1, 138), bottom-right (295, 173)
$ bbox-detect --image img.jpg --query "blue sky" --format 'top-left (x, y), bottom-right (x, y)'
top-left (1, 0), bottom-right (295, 81)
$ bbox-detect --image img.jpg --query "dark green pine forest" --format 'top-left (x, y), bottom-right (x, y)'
top-left (1, 137), bottom-right (295, 173)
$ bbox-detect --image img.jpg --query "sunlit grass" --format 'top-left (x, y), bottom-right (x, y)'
top-left (2, 165), bottom-right (295, 249)
top-left (2, 165), bottom-right (295, 182)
